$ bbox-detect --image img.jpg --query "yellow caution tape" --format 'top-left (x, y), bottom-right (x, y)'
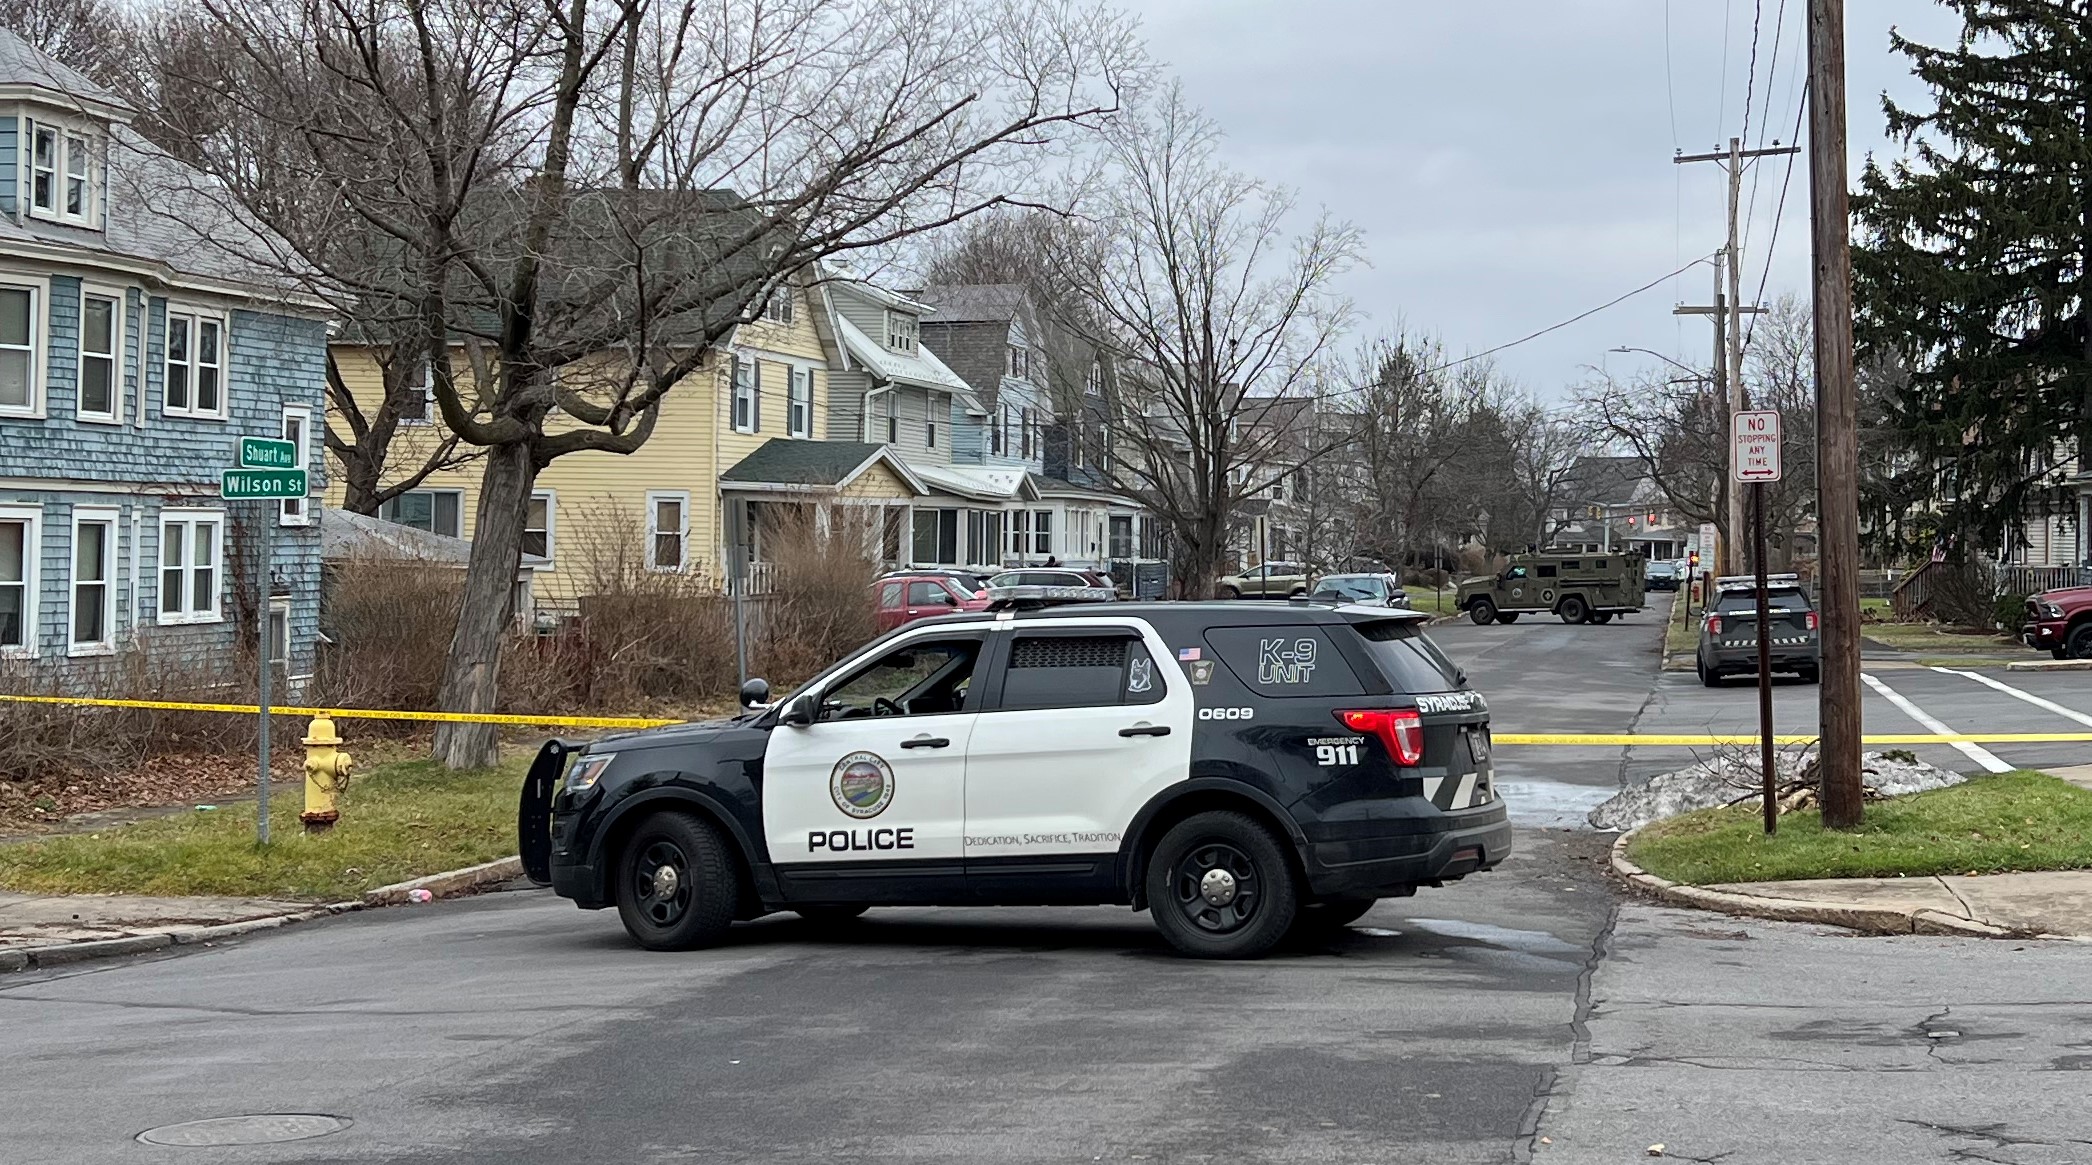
top-left (4, 693), bottom-right (2089, 745)
top-left (0, 693), bottom-right (679, 730)
top-left (1494, 732), bottom-right (2092, 746)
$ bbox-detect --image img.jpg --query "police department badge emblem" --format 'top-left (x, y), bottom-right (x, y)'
top-left (830, 751), bottom-right (895, 819)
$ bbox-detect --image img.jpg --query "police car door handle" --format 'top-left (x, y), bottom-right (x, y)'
top-left (900, 735), bottom-right (950, 749)
top-left (1118, 723), bottom-right (1171, 738)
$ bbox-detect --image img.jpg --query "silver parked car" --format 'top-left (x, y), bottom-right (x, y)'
top-left (1307, 573), bottom-right (1413, 608)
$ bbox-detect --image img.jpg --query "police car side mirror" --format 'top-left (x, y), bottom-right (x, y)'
top-left (779, 694), bottom-right (817, 728)
top-left (739, 677), bottom-right (771, 708)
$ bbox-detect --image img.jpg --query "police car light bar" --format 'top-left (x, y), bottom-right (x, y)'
top-left (983, 583), bottom-right (1118, 610)
top-left (1714, 573), bottom-right (1801, 590)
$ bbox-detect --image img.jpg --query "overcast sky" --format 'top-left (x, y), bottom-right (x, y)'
top-left (1128, 0), bottom-right (1964, 399)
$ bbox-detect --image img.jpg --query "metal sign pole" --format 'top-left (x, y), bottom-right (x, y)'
top-left (256, 501), bottom-right (273, 845)
top-left (1754, 481), bottom-right (1776, 835)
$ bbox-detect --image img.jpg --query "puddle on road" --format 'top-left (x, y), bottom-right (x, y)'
top-left (1494, 779), bottom-right (1614, 828)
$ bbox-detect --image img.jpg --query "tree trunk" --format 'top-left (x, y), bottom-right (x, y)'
top-left (431, 440), bottom-right (537, 770)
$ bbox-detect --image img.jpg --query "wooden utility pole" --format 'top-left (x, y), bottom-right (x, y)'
top-left (1678, 141), bottom-right (1794, 574)
top-left (1809, 0), bottom-right (1864, 828)
top-left (1676, 268), bottom-right (1763, 575)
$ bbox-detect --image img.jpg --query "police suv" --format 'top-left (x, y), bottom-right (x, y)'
top-left (519, 593), bottom-right (1509, 959)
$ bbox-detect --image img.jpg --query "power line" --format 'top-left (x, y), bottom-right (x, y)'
top-left (1744, 83), bottom-right (1810, 352)
top-left (1424, 254), bottom-right (1719, 376)
top-left (1741, 0), bottom-right (1764, 144)
top-left (1742, 0), bottom-right (1791, 261)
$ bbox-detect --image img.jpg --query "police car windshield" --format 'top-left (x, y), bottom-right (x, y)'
top-left (1714, 587), bottom-right (1809, 614)
top-left (1350, 618), bottom-right (1462, 693)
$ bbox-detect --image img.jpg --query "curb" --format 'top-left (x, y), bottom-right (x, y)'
top-left (2007, 658), bottom-right (2092, 672)
top-left (1608, 831), bottom-right (2034, 939)
top-left (362, 856), bottom-right (523, 906)
top-left (1, 855), bottom-right (525, 974)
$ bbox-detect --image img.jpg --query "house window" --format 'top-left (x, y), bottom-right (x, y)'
top-left (0, 284), bottom-right (39, 414)
top-left (523, 492), bottom-right (555, 561)
top-left (647, 492), bottom-right (689, 572)
top-left (731, 356), bottom-right (755, 433)
top-left (157, 509), bottom-right (224, 625)
top-left (380, 489), bottom-right (463, 538)
top-left (885, 393), bottom-right (898, 444)
top-left (763, 286), bottom-right (795, 325)
top-left (77, 289), bottom-right (121, 422)
top-left (1073, 414), bottom-right (1087, 470)
top-left (926, 392), bottom-right (942, 449)
top-left (267, 596), bottom-right (291, 669)
top-left (1020, 408), bottom-right (1033, 459)
top-left (787, 367), bottom-right (812, 438)
top-left (1032, 509), bottom-right (1053, 555)
top-left (1084, 361), bottom-right (1102, 396)
top-left (27, 123), bottom-right (99, 226)
top-left (164, 310), bottom-right (227, 418)
top-left (397, 358), bottom-right (432, 424)
top-left (991, 405), bottom-right (1005, 455)
top-left (1007, 345), bottom-right (1027, 379)
top-left (280, 405), bottom-right (313, 525)
top-left (0, 507), bottom-right (40, 654)
top-left (1109, 515), bottom-right (1134, 559)
top-left (31, 126), bottom-right (57, 212)
top-left (70, 508), bottom-right (119, 652)
top-left (885, 311), bottom-right (918, 353)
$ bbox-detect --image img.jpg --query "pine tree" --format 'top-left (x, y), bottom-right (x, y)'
top-left (1853, 1), bottom-right (2092, 558)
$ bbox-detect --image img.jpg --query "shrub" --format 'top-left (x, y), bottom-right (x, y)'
top-left (1994, 592), bottom-right (2031, 636)
top-left (752, 505), bottom-right (880, 683)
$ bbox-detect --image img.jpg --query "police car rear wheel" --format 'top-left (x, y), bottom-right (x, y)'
top-left (614, 812), bottom-right (739, 951)
top-left (1146, 811), bottom-right (1299, 959)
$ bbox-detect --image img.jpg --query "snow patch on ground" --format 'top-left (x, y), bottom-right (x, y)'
top-left (1587, 751), bottom-right (1967, 832)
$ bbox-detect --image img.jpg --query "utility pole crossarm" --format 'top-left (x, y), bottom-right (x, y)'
top-left (1673, 305), bottom-right (1768, 316)
top-left (1674, 145), bottom-right (1804, 165)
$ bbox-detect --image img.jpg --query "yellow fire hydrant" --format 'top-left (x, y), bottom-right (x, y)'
top-left (300, 715), bottom-right (353, 834)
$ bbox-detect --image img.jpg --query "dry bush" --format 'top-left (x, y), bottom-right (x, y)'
top-left (753, 504), bottom-right (880, 683)
top-left (1927, 562), bottom-right (2000, 630)
top-left (0, 643), bottom-right (256, 787)
top-left (311, 558), bottom-right (464, 728)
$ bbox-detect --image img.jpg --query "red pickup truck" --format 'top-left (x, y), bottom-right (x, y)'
top-left (2024, 586), bottom-right (2092, 660)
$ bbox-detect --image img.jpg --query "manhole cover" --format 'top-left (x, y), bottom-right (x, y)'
top-left (136, 1114), bottom-right (350, 1146)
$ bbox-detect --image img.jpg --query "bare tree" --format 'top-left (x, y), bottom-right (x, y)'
top-left (1060, 86), bottom-right (1361, 596)
top-left (0, 0), bottom-right (124, 80)
top-left (161, 0), bottom-right (1146, 767)
top-left (1496, 400), bottom-right (1587, 551)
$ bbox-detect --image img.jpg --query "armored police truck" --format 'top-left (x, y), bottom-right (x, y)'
top-left (519, 595), bottom-right (1509, 960)
top-left (1457, 551), bottom-right (1647, 626)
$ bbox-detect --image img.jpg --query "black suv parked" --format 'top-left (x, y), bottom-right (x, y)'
top-left (519, 601), bottom-right (1508, 959)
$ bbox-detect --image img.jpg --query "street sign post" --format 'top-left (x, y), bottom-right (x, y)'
top-left (225, 439), bottom-right (306, 845)
top-left (1732, 409), bottom-right (1782, 833)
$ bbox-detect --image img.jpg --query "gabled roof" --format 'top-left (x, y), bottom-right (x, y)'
top-left (917, 284), bottom-right (1027, 324)
top-left (1564, 456), bottom-right (1652, 506)
top-left (832, 311), bottom-right (979, 399)
top-left (720, 439), bottom-right (926, 494)
top-left (0, 28), bottom-right (125, 117)
top-left (1026, 472), bottom-right (1130, 504)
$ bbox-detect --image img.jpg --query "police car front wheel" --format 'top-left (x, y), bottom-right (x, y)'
top-left (614, 811), bottom-right (740, 951)
top-left (1146, 811), bottom-right (1300, 960)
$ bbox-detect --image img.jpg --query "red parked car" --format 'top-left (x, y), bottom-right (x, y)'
top-left (2024, 586), bottom-right (2092, 660)
top-left (873, 574), bottom-right (992, 631)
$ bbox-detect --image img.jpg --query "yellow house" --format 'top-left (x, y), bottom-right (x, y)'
top-left (323, 279), bottom-right (925, 603)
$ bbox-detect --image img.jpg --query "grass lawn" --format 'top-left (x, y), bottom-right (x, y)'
top-left (0, 757), bottom-right (527, 900)
top-left (1860, 596), bottom-right (1892, 618)
top-left (1861, 619), bottom-right (2017, 653)
top-left (1665, 592), bottom-right (1698, 656)
top-left (1627, 771), bottom-right (2092, 885)
top-left (1404, 585), bottom-right (1459, 615)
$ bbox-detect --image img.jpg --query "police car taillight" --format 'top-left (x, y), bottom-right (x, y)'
top-left (1806, 611), bottom-right (1819, 631)
top-left (1336, 708), bottom-right (1426, 767)
top-left (1706, 615), bottom-right (1724, 635)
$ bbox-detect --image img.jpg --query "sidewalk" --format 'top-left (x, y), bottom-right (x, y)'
top-left (0, 857), bottom-right (525, 972)
top-left (1613, 839), bottom-right (2092, 940)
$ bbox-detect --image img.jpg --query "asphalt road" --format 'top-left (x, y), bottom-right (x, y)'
top-left (6, 605), bottom-right (2089, 1164)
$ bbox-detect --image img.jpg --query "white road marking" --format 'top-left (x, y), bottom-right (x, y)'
top-left (1932, 666), bottom-right (2092, 730)
top-left (1862, 672), bottom-right (2014, 774)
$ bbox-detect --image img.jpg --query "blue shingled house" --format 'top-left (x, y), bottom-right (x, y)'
top-left (0, 30), bottom-right (329, 685)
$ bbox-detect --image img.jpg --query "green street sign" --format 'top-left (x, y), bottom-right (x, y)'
top-left (221, 468), bottom-right (308, 500)
top-left (239, 436), bottom-right (298, 470)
